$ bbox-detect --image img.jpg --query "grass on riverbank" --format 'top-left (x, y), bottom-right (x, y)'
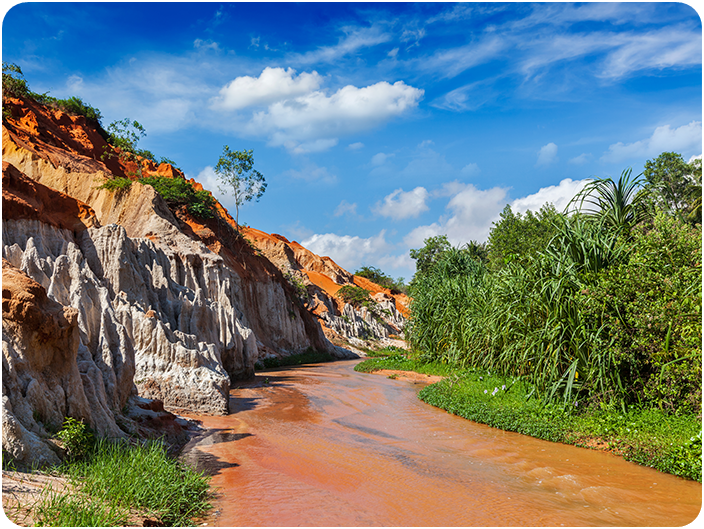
top-left (355, 349), bottom-right (702, 482)
top-left (12, 438), bottom-right (211, 527)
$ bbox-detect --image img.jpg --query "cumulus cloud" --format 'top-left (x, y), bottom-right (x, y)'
top-left (601, 121), bottom-right (703, 163)
top-left (212, 67), bottom-right (323, 110)
top-left (248, 81), bottom-right (423, 152)
top-left (536, 142), bottom-right (558, 166)
top-left (301, 230), bottom-right (389, 271)
top-left (404, 183), bottom-right (509, 247)
top-left (373, 187), bottom-right (429, 220)
top-left (348, 142), bottom-right (365, 150)
top-left (511, 178), bottom-right (591, 214)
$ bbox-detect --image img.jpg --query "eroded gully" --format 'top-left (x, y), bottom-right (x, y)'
top-left (184, 360), bottom-right (701, 526)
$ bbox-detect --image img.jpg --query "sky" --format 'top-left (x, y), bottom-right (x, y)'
top-left (2, 2), bottom-right (702, 281)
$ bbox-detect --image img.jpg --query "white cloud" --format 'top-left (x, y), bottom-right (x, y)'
top-left (348, 142), bottom-right (365, 150)
top-left (601, 121), bottom-right (703, 163)
top-left (536, 142), bottom-right (558, 166)
top-left (212, 67), bottom-right (323, 110)
top-left (461, 162), bottom-right (481, 176)
top-left (568, 153), bottom-right (592, 165)
top-left (334, 200), bottom-right (357, 217)
top-left (281, 162), bottom-right (337, 184)
top-left (301, 230), bottom-right (389, 271)
top-left (371, 152), bottom-right (393, 166)
top-left (373, 187), bottom-right (429, 220)
top-left (287, 138), bottom-right (339, 154)
top-left (511, 178), bottom-right (591, 214)
top-left (249, 80), bottom-right (423, 152)
top-left (292, 25), bottom-right (391, 65)
top-left (404, 183), bottom-right (509, 247)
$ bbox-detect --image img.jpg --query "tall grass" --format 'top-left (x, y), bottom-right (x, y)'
top-left (32, 438), bottom-right (211, 527)
top-left (407, 213), bottom-right (701, 411)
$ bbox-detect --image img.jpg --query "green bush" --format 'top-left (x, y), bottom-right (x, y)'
top-left (56, 417), bottom-right (94, 461)
top-left (140, 176), bottom-right (215, 219)
top-left (97, 176), bottom-right (133, 191)
top-left (336, 285), bottom-right (375, 308)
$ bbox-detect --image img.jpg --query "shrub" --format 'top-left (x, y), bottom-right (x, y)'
top-left (336, 285), bottom-right (374, 308)
top-left (56, 417), bottom-right (94, 461)
top-left (97, 176), bottom-right (133, 191)
top-left (139, 176), bottom-right (215, 219)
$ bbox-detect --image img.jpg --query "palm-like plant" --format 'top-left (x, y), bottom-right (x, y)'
top-left (568, 168), bottom-right (652, 233)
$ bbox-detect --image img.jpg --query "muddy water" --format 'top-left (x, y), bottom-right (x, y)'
top-left (186, 360), bottom-right (701, 526)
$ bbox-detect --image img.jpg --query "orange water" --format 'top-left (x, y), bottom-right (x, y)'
top-left (186, 360), bottom-right (701, 526)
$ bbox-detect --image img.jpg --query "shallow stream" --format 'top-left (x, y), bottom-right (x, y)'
top-left (185, 360), bottom-right (701, 526)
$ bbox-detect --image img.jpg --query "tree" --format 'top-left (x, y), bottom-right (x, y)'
top-left (214, 146), bottom-right (266, 227)
top-left (409, 235), bottom-right (451, 279)
top-left (487, 204), bottom-right (562, 269)
top-left (644, 152), bottom-right (701, 224)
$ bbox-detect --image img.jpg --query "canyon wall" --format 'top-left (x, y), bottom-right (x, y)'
top-left (1, 96), bottom-right (360, 468)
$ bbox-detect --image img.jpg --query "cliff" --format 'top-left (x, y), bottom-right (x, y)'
top-left (1, 94), bottom-right (372, 468)
top-left (242, 227), bottom-right (408, 349)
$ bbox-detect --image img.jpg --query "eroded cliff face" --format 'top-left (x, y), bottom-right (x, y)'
top-left (2, 94), bottom-right (355, 467)
top-left (242, 227), bottom-right (409, 349)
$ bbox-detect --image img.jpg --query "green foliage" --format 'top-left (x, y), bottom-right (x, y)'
top-left (215, 146), bottom-right (267, 226)
top-left (644, 152), bottom-right (701, 223)
top-left (336, 285), bottom-right (375, 308)
top-left (60, 438), bottom-right (211, 526)
top-left (407, 201), bottom-right (701, 412)
top-left (2, 62), bottom-right (31, 99)
top-left (284, 271), bottom-right (309, 302)
top-left (55, 417), bottom-right (94, 461)
top-left (569, 168), bottom-right (652, 233)
top-left (486, 204), bottom-right (562, 269)
top-left (35, 488), bottom-right (130, 527)
top-left (409, 235), bottom-right (451, 278)
top-left (140, 175), bottom-right (215, 218)
top-left (106, 118), bottom-right (147, 155)
top-left (97, 176), bottom-right (133, 191)
top-left (2, 63), bottom-right (102, 125)
top-left (354, 265), bottom-right (406, 293)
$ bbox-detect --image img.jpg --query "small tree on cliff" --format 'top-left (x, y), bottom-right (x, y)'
top-left (215, 146), bottom-right (266, 227)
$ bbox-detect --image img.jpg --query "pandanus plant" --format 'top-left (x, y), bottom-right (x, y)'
top-left (568, 168), bottom-right (653, 233)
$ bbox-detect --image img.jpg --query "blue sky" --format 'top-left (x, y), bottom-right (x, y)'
top-left (3, 2), bottom-right (702, 280)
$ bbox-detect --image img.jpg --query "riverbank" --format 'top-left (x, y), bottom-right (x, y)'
top-left (2, 430), bottom-right (212, 526)
top-left (356, 350), bottom-right (702, 482)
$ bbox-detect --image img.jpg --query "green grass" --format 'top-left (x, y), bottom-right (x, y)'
top-left (33, 438), bottom-right (211, 527)
top-left (255, 347), bottom-right (334, 369)
top-left (357, 355), bottom-right (702, 481)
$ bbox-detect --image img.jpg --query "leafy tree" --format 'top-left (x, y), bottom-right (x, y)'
top-left (409, 235), bottom-right (451, 278)
top-left (487, 204), bottom-right (562, 269)
top-left (2, 62), bottom-right (31, 99)
top-left (644, 152), bottom-right (700, 221)
top-left (214, 146), bottom-right (267, 227)
top-left (354, 266), bottom-right (406, 293)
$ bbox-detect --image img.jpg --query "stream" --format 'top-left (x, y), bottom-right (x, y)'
top-left (184, 359), bottom-right (701, 526)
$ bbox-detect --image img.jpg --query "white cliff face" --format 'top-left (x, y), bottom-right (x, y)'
top-left (2, 219), bottom-right (259, 416)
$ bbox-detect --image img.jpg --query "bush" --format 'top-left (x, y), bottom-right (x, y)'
top-left (139, 176), bottom-right (215, 219)
top-left (336, 285), bottom-right (374, 308)
top-left (97, 176), bottom-right (133, 191)
top-left (56, 417), bottom-right (94, 461)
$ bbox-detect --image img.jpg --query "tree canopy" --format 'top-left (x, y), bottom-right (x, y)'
top-left (214, 147), bottom-right (266, 227)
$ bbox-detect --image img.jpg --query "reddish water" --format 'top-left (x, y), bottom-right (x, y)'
top-left (186, 360), bottom-right (701, 526)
